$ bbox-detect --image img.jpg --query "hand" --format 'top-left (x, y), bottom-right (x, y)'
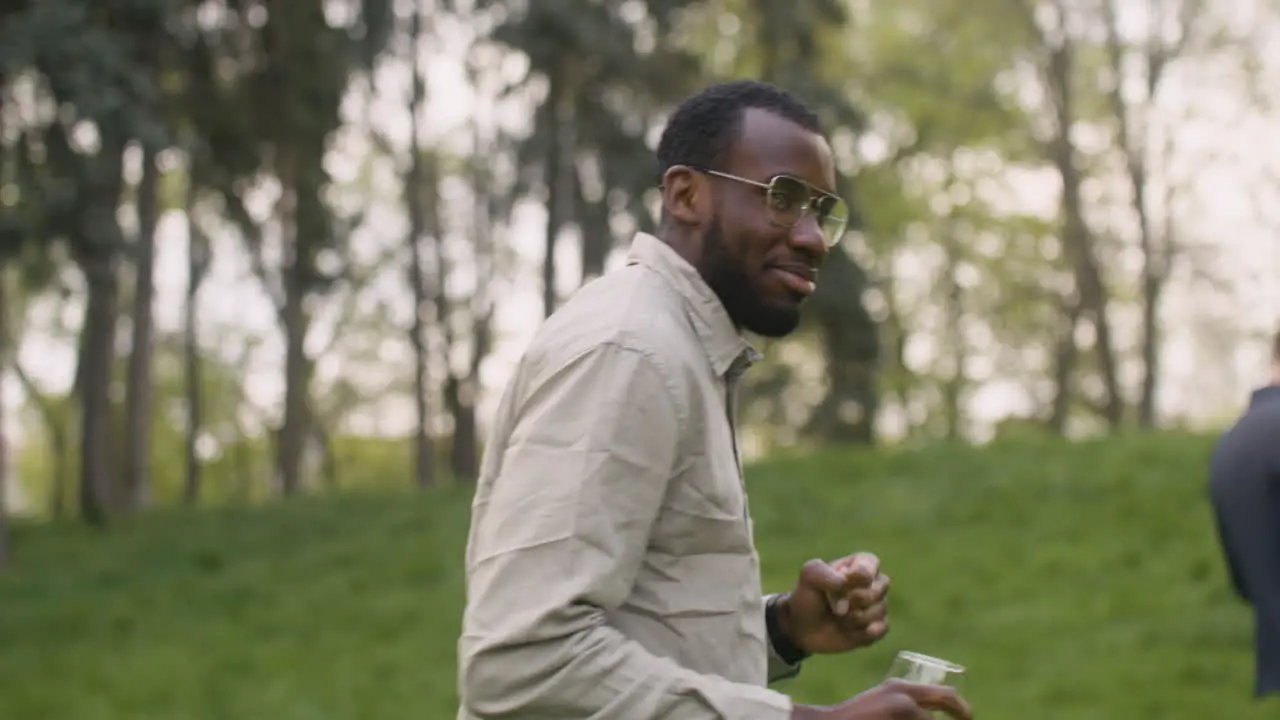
top-left (777, 552), bottom-right (889, 655)
top-left (791, 679), bottom-right (973, 720)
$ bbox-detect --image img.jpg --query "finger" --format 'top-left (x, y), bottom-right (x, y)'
top-left (895, 681), bottom-right (973, 720)
top-left (822, 569), bottom-right (883, 618)
top-left (832, 552), bottom-right (879, 585)
top-left (799, 558), bottom-right (848, 594)
top-left (847, 600), bottom-right (886, 627)
top-left (838, 604), bottom-right (888, 643)
top-left (799, 559), bottom-right (856, 615)
top-left (920, 692), bottom-right (973, 720)
top-left (831, 552), bottom-right (878, 574)
top-left (847, 573), bottom-right (891, 607)
top-left (859, 616), bottom-right (889, 641)
top-left (847, 552), bottom-right (879, 582)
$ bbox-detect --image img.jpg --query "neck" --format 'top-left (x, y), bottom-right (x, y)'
top-left (1271, 363), bottom-right (1280, 387)
top-left (659, 227), bottom-right (702, 270)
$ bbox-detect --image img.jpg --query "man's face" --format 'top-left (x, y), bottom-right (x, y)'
top-left (693, 109), bottom-right (838, 338)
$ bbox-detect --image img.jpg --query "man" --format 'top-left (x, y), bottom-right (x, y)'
top-left (457, 80), bottom-right (971, 720)
top-left (1210, 329), bottom-right (1280, 700)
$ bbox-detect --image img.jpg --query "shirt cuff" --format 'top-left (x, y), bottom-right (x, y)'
top-left (764, 593), bottom-right (806, 683)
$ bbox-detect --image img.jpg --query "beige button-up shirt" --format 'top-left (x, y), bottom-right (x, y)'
top-left (457, 233), bottom-right (800, 719)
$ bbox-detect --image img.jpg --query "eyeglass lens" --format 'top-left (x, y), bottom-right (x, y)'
top-left (765, 176), bottom-right (847, 245)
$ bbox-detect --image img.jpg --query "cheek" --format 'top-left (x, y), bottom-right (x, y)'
top-left (740, 228), bottom-right (789, 268)
top-left (730, 235), bottom-right (769, 273)
top-left (721, 216), bottom-right (774, 259)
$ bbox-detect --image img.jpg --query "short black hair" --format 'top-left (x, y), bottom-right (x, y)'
top-left (656, 79), bottom-right (823, 177)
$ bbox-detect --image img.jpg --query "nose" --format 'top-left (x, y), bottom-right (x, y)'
top-left (788, 212), bottom-right (828, 263)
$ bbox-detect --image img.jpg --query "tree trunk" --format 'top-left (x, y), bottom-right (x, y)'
top-left (1138, 274), bottom-right (1161, 428)
top-left (577, 164), bottom-right (612, 284)
top-left (807, 248), bottom-right (879, 445)
top-left (812, 307), bottom-right (878, 444)
top-left (1047, 297), bottom-right (1082, 434)
top-left (449, 345), bottom-right (485, 482)
top-left (11, 365), bottom-right (69, 517)
top-left (276, 154), bottom-right (309, 497)
top-left (940, 217), bottom-right (966, 442)
top-left (183, 177), bottom-right (209, 505)
top-left (430, 162), bottom-right (460, 482)
top-left (121, 146), bottom-right (160, 511)
top-left (0, 83), bottom-right (7, 564)
top-left (1101, 0), bottom-right (1184, 430)
top-left (317, 424), bottom-right (337, 489)
top-left (0, 267), bottom-right (9, 567)
top-left (77, 251), bottom-right (119, 525)
top-left (268, 2), bottom-right (320, 498)
top-left (541, 63), bottom-right (573, 318)
top-left (405, 1), bottom-right (437, 488)
top-left (407, 230), bottom-right (436, 488)
top-left (1044, 31), bottom-right (1123, 430)
top-left (452, 115), bottom-right (496, 483)
top-left (446, 307), bottom-right (489, 482)
top-left (1127, 129), bottom-right (1162, 430)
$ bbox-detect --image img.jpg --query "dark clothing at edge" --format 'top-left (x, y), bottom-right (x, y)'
top-left (1210, 385), bottom-right (1280, 698)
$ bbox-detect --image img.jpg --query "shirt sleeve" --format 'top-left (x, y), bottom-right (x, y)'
top-left (458, 341), bottom-right (793, 720)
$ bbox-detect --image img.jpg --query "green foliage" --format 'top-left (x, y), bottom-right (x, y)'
top-left (12, 327), bottom-right (448, 513)
top-left (9, 322), bottom-right (452, 513)
top-left (1, 434), bottom-right (1273, 719)
top-left (15, 403), bottom-right (430, 516)
top-left (476, 0), bottom-right (705, 269)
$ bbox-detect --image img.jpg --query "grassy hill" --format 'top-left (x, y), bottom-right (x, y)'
top-left (1, 432), bottom-right (1275, 719)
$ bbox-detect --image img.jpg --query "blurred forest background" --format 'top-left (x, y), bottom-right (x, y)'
top-left (5, 0), bottom-right (1280, 532)
top-left (4, 1), bottom-right (1280, 718)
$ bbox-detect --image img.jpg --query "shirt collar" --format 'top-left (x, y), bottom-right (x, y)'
top-left (625, 232), bottom-right (761, 379)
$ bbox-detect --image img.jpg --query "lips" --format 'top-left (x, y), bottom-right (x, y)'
top-left (767, 264), bottom-right (818, 296)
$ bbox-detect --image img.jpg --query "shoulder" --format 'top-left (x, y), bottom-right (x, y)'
top-left (509, 265), bottom-right (701, 420)
top-left (524, 264), bottom-right (697, 376)
top-left (1212, 400), bottom-right (1280, 474)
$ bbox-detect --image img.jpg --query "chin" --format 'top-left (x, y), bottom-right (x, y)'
top-left (744, 305), bottom-right (802, 338)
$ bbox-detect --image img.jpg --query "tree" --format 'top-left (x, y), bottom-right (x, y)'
top-left (476, 0), bottom-right (703, 315)
top-left (403, 1), bottom-right (438, 488)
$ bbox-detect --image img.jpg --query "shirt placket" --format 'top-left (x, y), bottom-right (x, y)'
top-left (725, 351), bottom-right (770, 679)
top-left (724, 353), bottom-right (752, 515)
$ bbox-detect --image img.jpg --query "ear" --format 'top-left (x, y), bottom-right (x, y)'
top-left (660, 166), bottom-right (708, 227)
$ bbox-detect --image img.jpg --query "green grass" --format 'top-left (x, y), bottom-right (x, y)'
top-left (1, 432), bottom-right (1275, 719)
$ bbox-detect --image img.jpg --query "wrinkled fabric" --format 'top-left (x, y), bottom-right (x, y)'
top-left (456, 233), bottom-right (798, 719)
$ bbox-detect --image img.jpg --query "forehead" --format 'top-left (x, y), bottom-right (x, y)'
top-left (724, 107), bottom-right (836, 193)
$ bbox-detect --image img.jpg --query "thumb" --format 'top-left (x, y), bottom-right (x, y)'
top-left (799, 559), bottom-right (852, 615)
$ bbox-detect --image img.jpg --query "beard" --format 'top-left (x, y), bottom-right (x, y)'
top-left (698, 217), bottom-right (802, 339)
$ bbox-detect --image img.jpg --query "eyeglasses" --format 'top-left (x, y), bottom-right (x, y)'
top-left (694, 167), bottom-right (849, 248)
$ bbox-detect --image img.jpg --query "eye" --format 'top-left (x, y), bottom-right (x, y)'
top-left (811, 195), bottom-right (837, 222)
top-left (767, 178), bottom-right (807, 213)
top-left (768, 190), bottom-right (799, 212)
